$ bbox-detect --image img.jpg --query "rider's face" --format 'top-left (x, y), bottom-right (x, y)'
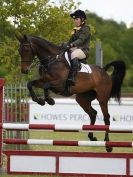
top-left (74, 18), bottom-right (82, 27)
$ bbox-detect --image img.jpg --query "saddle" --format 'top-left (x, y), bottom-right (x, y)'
top-left (64, 52), bottom-right (92, 74)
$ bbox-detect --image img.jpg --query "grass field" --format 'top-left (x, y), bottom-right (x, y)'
top-left (1, 130), bottom-right (133, 177)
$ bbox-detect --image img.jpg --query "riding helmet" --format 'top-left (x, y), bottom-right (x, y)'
top-left (70, 9), bottom-right (86, 20)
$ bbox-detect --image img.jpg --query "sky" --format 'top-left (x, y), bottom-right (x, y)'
top-left (74, 0), bottom-right (133, 27)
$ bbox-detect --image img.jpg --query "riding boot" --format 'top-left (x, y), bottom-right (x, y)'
top-left (68, 58), bottom-right (79, 86)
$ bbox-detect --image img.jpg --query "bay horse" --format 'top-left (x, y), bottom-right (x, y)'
top-left (16, 34), bottom-right (126, 152)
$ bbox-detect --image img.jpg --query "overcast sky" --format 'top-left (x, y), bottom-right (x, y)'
top-left (53, 0), bottom-right (133, 27)
top-left (76, 0), bottom-right (133, 27)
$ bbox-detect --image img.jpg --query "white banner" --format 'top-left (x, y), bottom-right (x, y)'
top-left (29, 98), bottom-right (133, 125)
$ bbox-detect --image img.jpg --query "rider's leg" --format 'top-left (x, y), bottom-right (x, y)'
top-left (68, 48), bottom-right (86, 85)
top-left (68, 58), bottom-right (79, 85)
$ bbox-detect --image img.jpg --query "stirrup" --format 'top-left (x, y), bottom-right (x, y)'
top-left (67, 79), bottom-right (75, 86)
top-left (67, 74), bottom-right (76, 86)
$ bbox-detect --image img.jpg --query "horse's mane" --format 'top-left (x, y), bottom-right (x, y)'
top-left (30, 36), bottom-right (60, 51)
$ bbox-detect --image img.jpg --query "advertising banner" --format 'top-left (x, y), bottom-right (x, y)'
top-left (29, 98), bottom-right (133, 125)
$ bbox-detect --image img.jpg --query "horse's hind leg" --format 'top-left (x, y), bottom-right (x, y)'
top-left (97, 92), bottom-right (113, 152)
top-left (76, 91), bottom-right (98, 141)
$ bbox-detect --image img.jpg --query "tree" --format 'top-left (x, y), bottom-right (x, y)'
top-left (0, 0), bottom-right (77, 83)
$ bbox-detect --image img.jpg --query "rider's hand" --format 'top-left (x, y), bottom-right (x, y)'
top-left (65, 45), bottom-right (71, 50)
top-left (64, 43), bottom-right (74, 50)
top-left (61, 43), bottom-right (73, 51)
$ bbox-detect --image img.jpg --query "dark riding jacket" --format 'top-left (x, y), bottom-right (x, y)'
top-left (68, 24), bottom-right (90, 57)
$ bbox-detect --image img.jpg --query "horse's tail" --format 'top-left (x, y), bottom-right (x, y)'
top-left (103, 60), bottom-right (126, 102)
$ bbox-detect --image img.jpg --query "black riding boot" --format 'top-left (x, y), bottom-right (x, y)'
top-left (68, 58), bottom-right (79, 86)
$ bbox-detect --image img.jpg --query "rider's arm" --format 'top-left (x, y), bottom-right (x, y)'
top-left (71, 26), bottom-right (90, 47)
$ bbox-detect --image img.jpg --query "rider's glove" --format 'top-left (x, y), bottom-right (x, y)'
top-left (60, 43), bottom-right (74, 51)
top-left (65, 45), bottom-right (71, 50)
top-left (64, 43), bottom-right (74, 50)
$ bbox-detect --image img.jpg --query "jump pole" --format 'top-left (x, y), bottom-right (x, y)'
top-left (1, 123), bottom-right (133, 133)
top-left (3, 138), bottom-right (133, 148)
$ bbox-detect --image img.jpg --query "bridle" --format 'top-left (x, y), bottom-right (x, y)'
top-left (19, 42), bottom-right (37, 62)
top-left (19, 41), bottom-right (40, 73)
top-left (20, 39), bottom-right (67, 70)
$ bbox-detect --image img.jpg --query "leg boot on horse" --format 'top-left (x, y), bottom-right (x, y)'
top-left (68, 58), bottom-right (79, 85)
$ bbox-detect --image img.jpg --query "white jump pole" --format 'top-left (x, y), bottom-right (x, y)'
top-left (3, 138), bottom-right (133, 148)
top-left (1, 123), bottom-right (133, 133)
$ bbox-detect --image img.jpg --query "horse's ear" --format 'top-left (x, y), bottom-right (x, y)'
top-left (15, 31), bottom-right (23, 42)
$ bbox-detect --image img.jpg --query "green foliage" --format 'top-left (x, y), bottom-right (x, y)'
top-left (0, 0), bottom-right (77, 83)
top-left (0, 38), bottom-right (18, 82)
top-left (0, 1), bottom-right (133, 91)
top-left (86, 12), bottom-right (133, 92)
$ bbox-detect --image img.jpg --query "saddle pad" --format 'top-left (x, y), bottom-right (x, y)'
top-left (65, 52), bottom-right (92, 74)
top-left (80, 63), bottom-right (92, 73)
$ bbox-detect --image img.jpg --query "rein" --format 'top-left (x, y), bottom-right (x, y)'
top-left (40, 51), bottom-right (65, 68)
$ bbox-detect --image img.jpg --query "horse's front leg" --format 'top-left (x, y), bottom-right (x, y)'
top-left (44, 89), bottom-right (55, 105)
top-left (27, 80), bottom-right (55, 106)
top-left (27, 80), bottom-right (45, 106)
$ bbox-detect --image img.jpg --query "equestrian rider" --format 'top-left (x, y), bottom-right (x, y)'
top-left (65, 9), bottom-right (91, 85)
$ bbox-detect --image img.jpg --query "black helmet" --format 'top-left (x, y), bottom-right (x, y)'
top-left (70, 9), bottom-right (86, 20)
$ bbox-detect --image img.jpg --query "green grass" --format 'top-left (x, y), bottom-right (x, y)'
top-left (1, 131), bottom-right (133, 177)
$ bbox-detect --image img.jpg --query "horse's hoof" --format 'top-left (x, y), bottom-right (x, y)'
top-left (37, 98), bottom-right (45, 106)
top-left (45, 97), bottom-right (55, 105)
top-left (32, 98), bottom-right (37, 102)
top-left (88, 134), bottom-right (97, 141)
top-left (106, 146), bottom-right (113, 152)
top-left (92, 137), bottom-right (97, 141)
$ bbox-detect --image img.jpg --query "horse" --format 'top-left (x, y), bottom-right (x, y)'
top-left (16, 34), bottom-right (126, 152)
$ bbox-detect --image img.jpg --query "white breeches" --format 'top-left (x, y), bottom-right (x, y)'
top-left (70, 47), bottom-right (86, 60)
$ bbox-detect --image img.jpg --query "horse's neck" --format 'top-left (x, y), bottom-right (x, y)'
top-left (32, 37), bottom-right (60, 59)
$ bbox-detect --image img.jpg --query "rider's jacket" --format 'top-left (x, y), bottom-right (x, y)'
top-left (68, 24), bottom-right (91, 57)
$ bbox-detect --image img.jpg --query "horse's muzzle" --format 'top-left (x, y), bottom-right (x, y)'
top-left (21, 68), bottom-right (29, 74)
top-left (21, 63), bottom-right (33, 74)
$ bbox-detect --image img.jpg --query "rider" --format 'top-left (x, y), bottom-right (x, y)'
top-left (65, 9), bottom-right (91, 85)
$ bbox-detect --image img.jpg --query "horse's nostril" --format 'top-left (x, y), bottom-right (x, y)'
top-left (21, 69), bottom-right (28, 74)
top-left (25, 70), bottom-right (28, 74)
